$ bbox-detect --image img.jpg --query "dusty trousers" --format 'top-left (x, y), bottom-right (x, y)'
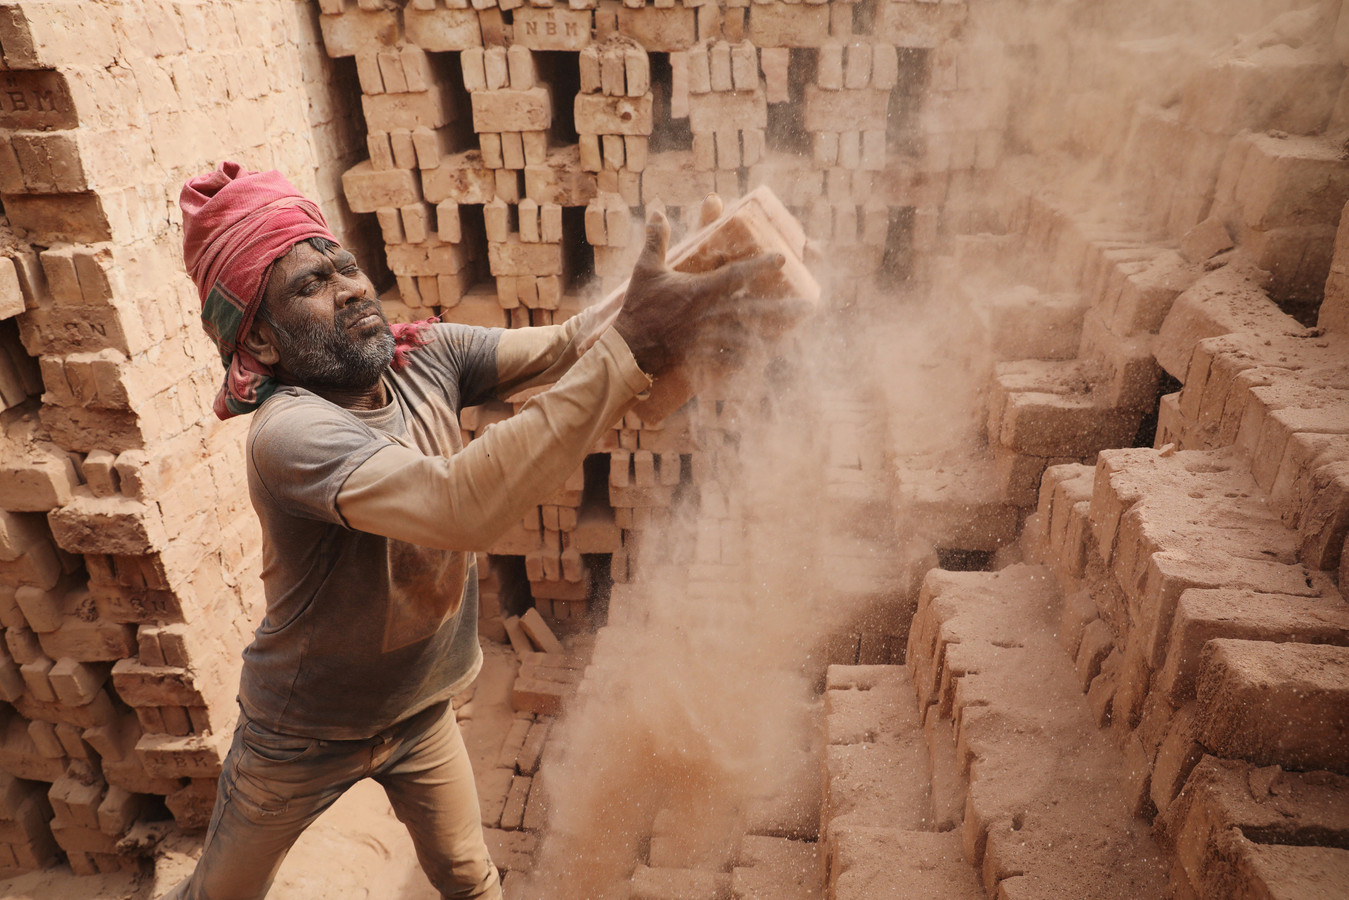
top-left (159, 699), bottom-right (501, 900)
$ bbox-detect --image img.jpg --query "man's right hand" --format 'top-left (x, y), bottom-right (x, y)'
top-left (612, 199), bottom-right (785, 376)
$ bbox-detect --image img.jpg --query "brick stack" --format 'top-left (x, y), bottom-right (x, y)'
top-left (1002, 58), bottom-right (1349, 893)
top-left (831, 5), bottom-right (1349, 897)
top-left (318, 0), bottom-right (988, 634)
top-left (0, 0), bottom-right (373, 874)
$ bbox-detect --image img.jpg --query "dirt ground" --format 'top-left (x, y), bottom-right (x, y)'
top-left (0, 643), bottom-right (522, 900)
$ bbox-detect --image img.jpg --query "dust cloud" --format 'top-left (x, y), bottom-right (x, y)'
top-left (514, 274), bottom-right (965, 897)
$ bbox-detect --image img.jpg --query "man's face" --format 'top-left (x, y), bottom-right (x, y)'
top-left (260, 241), bottom-right (394, 391)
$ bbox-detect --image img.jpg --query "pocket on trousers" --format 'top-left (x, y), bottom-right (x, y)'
top-left (241, 721), bottom-right (323, 765)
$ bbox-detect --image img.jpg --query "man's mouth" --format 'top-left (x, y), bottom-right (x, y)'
top-left (344, 306), bottom-right (384, 332)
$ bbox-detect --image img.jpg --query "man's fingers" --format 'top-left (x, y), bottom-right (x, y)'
top-left (698, 193), bottom-right (724, 229)
top-left (697, 295), bottom-right (812, 323)
top-left (635, 208), bottom-right (671, 272)
top-left (698, 251), bottom-right (785, 297)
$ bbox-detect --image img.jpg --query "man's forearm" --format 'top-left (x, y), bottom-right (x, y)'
top-left (492, 305), bottom-right (611, 399)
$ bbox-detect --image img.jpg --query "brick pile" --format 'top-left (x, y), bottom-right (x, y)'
top-left (495, 358), bottom-right (905, 896)
top-left (812, 6), bottom-right (1349, 897)
top-left (977, 25), bottom-right (1349, 893)
top-left (316, 0), bottom-right (1004, 635)
top-left (0, 0), bottom-right (373, 875)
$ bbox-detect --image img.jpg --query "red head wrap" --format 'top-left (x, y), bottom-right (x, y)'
top-left (181, 162), bottom-right (430, 419)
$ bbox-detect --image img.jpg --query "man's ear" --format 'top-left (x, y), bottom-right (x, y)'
top-left (241, 319), bottom-right (282, 366)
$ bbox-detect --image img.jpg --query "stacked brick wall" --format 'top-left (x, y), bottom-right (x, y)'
top-left (945, 6), bottom-right (1349, 896)
top-left (0, 0), bottom-right (373, 874)
top-left (837, 2), bottom-right (1349, 894)
top-left (316, 0), bottom-right (1005, 636)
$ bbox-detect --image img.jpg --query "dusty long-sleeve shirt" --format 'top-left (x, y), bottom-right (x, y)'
top-left (241, 313), bottom-right (650, 739)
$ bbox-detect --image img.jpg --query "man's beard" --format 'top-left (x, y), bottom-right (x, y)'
top-left (273, 303), bottom-right (396, 391)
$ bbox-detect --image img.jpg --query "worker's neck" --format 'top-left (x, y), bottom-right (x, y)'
top-left (305, 380), bottom-right (389, 411)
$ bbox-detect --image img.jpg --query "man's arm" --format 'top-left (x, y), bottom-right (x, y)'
top-left (337, 327), bottom-right (648, 550)
top-left (489, 305), bottom-right (610, 400)
top-left (337, 204), bottom-right (782, 551)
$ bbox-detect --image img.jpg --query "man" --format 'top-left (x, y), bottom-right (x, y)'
top-left (162, 162), bottom-right (780, 900)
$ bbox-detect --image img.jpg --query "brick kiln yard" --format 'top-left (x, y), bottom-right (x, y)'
top-left (0, 0), bottom-right (1348, 898)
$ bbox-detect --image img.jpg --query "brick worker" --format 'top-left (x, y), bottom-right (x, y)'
top-left (160, 162), bottom-right (779, 900)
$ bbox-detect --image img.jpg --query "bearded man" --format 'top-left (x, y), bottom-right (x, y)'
top-left (161, 162), bottom-right (779, 900)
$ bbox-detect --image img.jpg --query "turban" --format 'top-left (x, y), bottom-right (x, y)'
top-left (181, 161), bottom-right (429, 420)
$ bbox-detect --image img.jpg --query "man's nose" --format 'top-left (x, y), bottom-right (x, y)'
top-left (335, 273), bottom-right (367, 306)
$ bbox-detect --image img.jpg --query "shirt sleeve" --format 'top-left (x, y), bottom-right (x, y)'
top-left (334, 327), bottom-right (651, 551)
top-left (489, 303), bottom-right (616, 400)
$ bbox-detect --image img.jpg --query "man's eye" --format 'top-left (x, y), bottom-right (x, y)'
top-left (300, 279), bottom-right (323, 295)
top-left (341, 265), bottom-right (360, 276)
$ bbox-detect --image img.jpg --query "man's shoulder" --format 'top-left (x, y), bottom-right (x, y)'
top-left (401, 321), bottom-right (499, 374)
top-left (251, 387), bottom-right (352, 434)
top-left (247, 389), bottom-right (379, 464)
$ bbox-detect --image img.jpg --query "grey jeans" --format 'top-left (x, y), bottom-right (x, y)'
top-left (160, 700), bottom-right (502, 900)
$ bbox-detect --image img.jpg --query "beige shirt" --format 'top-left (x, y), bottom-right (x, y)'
top-left (241, 313), bottom-right (649, 738)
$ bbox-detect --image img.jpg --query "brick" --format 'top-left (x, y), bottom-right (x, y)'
top-left (49, 766), bottom-right (104, 830)
top-left (10, 132), bottom-right (86, 193)
top-left (829, 828), bottom-right (976, 900)
top-left (1157, 589), bottom-right (1349, 703)
top-left (802, 86), bottom-right (888, 132)
top-left (500, 775), bottom-right (530, 830)
top-left (4, 193), bottom-right (110, 244)
top-left (991, 378), bottom-right (1138, 459)
top-left (517, 719), bottom-right (550, 776)
top-left (747, 5), bottom-right (830, 47)
top-left (630, 866), bottom-right (730, 900)
top-left (342, 161), bottom-right (421, 214)
top-left (487, 237), bottom-right (563, 277)
top-left (687, 89), bottom-right (766, 134)
top-left (95, 784), bottom-right (143, 836)
top-left (47, 492), bottom-right (164, 556)
top-left (135, 729), bottom-right (230, 780)
top-left (514, 8), bottom-right (593, 51)
top-left (494, 717), bottom-right (532, 770)
top-left (1156, 756), bottom-right (1349, 897)
top-left (26, 720), bottom-right (63, 759)
top-left (0, 715), bottom-right (66, 782)
top-left (1227, 133), bottom-right (1349, 231)
top-left (403, 6), bottom-right (482, 51)
top-left (0, 512), bottom-right (49, 564)
top-left (0, 440), bottom-right (80, 512)
top-left (615, 7), bottom-right (696, 51)
top-left (15, 687), bottom-right (117, 731)
top-left (574, 92), bottom-right (653, 136)
top-left (0, 651), bottom-right (24, 702)
top-left (48, 658), bottom-right (108, 707)
top-left (1193, 640), bottom-right (1349, 773)
top-left (483, 827), bottom-right (535, 873)
top-left (1179, 217), bottom-right (1233, 265)
top-left (318, 7), bottom-right (397, 57)
top-left (519, 607), bottom-right (564, 654)
top-left (110, 658), bottom-right (202, 708)
top-left (165, 778), bottom-right (216, 832)
top-left (512, 676), bottom-right (569, 716)
top-left (19, 657), bottom-right (56, 703)
top-left (361, 87), bottom-right (461, 133)
top-left (471, 87), bottom-right (552, 133)
top-left (422, 151), bottom-right (497, 204)
top-left (37, 613), bottom-right (136, 663)
top-left (386, 241), bottom-right (477, 277)
top-left (12, 580), bottom-right (77, 636)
